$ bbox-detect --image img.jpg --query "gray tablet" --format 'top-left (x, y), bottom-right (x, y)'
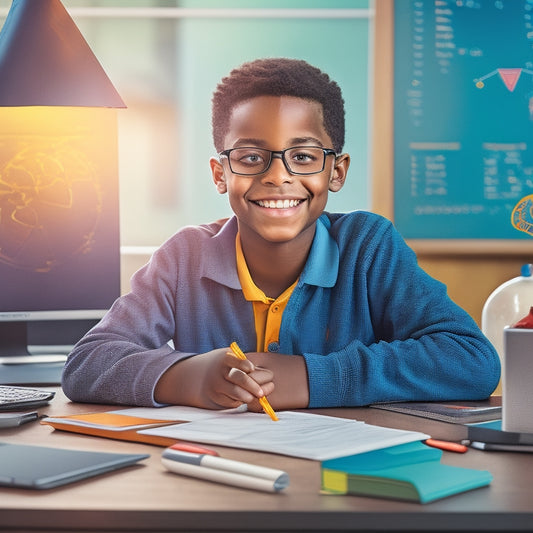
top-left (0, 442), bottom-right (149, 489)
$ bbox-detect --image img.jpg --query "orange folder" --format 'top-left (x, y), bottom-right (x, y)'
top-left (41, 411), bottom-right (185, 447)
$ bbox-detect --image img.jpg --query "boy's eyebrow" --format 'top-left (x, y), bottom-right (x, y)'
top-left (232, 138), bottom-right (268, 148)
top-left (231, 137), bottom-right (326, 149)
top-left (289, 137), bottom-right (325, 147)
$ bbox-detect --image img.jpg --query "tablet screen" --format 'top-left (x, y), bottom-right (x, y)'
top-left (0, 442), bottom-right (149, 489)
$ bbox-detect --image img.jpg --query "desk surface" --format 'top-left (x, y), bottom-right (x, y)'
top-left (0, 389), bottom-right (532, 533)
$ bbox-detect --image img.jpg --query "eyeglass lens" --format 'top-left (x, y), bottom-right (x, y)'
top-left (226, 147), bottom-right (329, 175)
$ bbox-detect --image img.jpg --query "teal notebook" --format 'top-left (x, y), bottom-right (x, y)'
top-left (321, 441), bottom-right (492, 504)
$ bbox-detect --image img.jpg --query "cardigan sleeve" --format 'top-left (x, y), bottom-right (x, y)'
top-left (61, 217), bottom-right (249, 407)
top-left (302, 215), bottom-right (501, 407)
top-left (61, 238), bottom-right (194, 407)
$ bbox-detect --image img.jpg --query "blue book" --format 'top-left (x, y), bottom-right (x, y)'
top-left (321, 441), bottom-right (492, 503)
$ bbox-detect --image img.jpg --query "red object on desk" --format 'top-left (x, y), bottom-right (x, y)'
top-left (169, 443), bottom-right (219, 456)
top-left (424, 439), bottom-right (468, 453)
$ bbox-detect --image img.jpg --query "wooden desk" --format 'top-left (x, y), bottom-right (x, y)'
top-left (0, 389), bottom-right (532, 532)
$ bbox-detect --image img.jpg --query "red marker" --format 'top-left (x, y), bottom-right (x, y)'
top-left (169, 443), bottom-right (219, 456)
top-left (424, 439), bottom-right (468, 453)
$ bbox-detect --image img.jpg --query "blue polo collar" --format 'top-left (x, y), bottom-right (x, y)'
top-left (300, 214), bottom-right (339, 288)
top-left (201, 214), bottom-right (339, 289)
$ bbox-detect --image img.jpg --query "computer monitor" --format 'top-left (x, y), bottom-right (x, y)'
top-left (0, 110), bottom-right (121, 385)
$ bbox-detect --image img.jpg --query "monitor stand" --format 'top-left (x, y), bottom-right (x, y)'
top-left (0, 322), bottom-right (68, 385)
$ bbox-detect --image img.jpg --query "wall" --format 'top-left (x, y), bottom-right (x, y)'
top-left (417, 255), bottom-right (530, 327)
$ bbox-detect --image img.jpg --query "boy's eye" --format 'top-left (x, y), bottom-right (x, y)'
top-left (235, 150), bottom-right (266, 166)
top-left (243, 154), bottom-right (262, 163)
top-left (289, 149), bottom-right (318, 165)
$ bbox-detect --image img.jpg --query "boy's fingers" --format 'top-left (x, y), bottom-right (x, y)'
top-left (248, 366), bottom-right (274, 385)
top-left (226, 367), bottom-right (264, 398)
top-left (225, 351), bottom-right (255, 373)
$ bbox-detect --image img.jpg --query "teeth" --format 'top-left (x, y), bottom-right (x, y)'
top-left (257, 199), bottom-right (301, 209)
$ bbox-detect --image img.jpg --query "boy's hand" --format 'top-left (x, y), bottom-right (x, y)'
top-left (154, 348), bottom-right (274, 410)
top-left (241, 351), bottom-right (310, 411)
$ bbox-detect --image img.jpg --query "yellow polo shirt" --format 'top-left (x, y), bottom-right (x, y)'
top-left (235, 234), bottom-right (297, 352)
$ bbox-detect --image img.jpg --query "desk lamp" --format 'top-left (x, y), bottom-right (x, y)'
top-left (0, 0), bottom-right (125, 272)
top-left (0, 0), bottom-right (125, 376)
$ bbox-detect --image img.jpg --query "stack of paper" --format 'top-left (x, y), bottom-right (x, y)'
top-left (44, 406), bottom-right (430, 461)
top-left (135, 408), bottom-right (430, 461)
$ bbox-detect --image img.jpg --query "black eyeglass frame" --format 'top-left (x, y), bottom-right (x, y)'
top-left (218, 146), bottom-right (337, 176)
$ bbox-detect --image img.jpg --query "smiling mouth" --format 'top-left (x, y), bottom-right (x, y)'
top-left (254, 199), bottom-right (304, 209)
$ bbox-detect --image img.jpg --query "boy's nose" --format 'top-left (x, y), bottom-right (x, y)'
top-left (261, 155), bottom-right (293, 185)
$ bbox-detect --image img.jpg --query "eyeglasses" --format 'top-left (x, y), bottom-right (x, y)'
top-left (219, 146), bottom-right (337, 176)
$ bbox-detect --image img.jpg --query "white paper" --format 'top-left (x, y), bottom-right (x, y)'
top-left (112, 404), bottom-right (247, 421)
top-left (132, 408), bottom-right (429, 461)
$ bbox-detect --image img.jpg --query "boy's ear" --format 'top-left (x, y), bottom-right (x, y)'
top-left (210, 157), bottom-right (227, 194)
top-left (329, 153), bottom-right (350, 193)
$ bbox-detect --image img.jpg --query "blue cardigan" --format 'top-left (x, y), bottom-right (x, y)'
top-left (62, 211), bottom-right (500, 407)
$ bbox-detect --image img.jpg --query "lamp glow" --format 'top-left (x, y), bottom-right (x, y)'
top-left (0, 0), bottom-right (123, 275)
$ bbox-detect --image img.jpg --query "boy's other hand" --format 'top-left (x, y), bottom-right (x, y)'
top-left (154, 348), bottom-right (274, 410)
top-left (245, 351), bottom-right (310, 411)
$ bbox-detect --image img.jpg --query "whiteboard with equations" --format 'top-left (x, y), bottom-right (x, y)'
top-left (378, 1), bottom-right (533, 252)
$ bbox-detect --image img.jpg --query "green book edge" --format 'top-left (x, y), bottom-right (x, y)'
top-left (321, 442), bottom-right (492, 503)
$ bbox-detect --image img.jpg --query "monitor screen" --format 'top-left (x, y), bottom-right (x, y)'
top-left (0, 106), bottom-right (121, 383)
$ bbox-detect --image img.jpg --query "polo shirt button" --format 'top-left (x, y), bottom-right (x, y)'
top-left (267, 342), bottom-right (279, 352)
top-left (271, 305), bottom-right (280, 313)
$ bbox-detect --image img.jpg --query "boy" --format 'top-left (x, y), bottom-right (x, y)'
top-left (62, 58), bottom-right (500, 410)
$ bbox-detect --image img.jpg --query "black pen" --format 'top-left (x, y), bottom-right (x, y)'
top-left (468, 441), bottom-right (533, 452)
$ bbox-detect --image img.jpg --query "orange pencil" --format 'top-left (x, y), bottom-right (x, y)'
top-left (229, 342), bottom-right (279, 421)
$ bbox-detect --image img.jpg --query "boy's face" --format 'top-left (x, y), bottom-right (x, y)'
top-left (210, 95), bottom-right (350, 248)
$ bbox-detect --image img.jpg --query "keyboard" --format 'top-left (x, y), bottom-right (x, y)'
top-left (0, 385), bottom-right (55, 411)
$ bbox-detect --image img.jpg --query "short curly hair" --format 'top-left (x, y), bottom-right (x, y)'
top-left (211, 58), bottom-right (345, 154)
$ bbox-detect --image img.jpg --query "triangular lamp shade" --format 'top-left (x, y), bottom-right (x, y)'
top-left (0, 0), bottom-right (125, 107)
